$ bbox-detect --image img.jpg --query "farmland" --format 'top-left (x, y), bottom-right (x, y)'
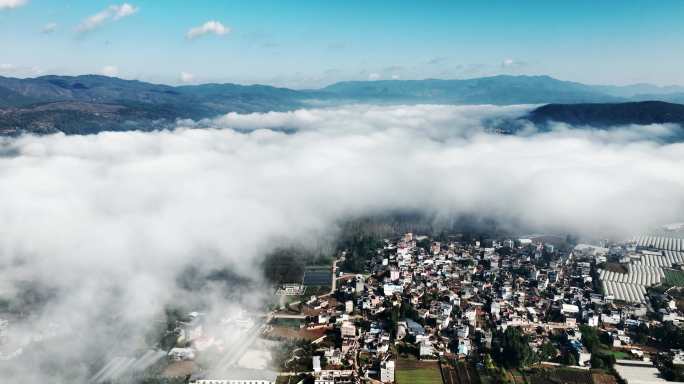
top-left (442, 361), bottom-right (478, 384)
top-left (396, 358), bottom-right (443, 384)
top-left (527, 368), bottom-right (590, 384)
top-left (663, 269), bottom-right (684, 286)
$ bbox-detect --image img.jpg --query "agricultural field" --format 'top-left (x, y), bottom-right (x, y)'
top-left (396, 358), bottom-right (444, 384)
top-left (271, 317), bottom-right (303, 328)
top-left (442, 361), bottom-right (478, 384)
top-left (526, 367), bottom-right (600, 384)
top-left (663, 269), bottom-right (684, 286)
top-left (305, 285), bottom-right (332, 297)
top-left (591, 372), bottom-right (618, 384)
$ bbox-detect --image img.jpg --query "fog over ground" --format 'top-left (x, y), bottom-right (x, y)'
top-left (1, 104), bottom-right (684, 382)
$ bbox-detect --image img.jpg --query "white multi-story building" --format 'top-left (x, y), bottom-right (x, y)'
top-left (345, 300), bottom-right (354, 314)
top-left (380, 360), bottom-right (395, 383)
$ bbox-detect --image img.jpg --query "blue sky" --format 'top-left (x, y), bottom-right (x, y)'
top-left (1, 0), bottom-right (683, 88)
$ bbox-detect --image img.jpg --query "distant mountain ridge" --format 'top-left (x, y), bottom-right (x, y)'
top-left (0, 74), bottom-right (312, 134)
top-left (321, 75), bottom-right (618, 104)
top-left (526, 101), bottom-right (684, 127)
top-left (1, 74), bottom-right (684, 135)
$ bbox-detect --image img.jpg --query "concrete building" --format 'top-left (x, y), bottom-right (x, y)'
top-left (380, 360), bottom-right (395, 383)
top-left (341, 321), bottom-right (356, 338)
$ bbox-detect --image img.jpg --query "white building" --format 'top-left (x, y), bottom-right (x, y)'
top-left (345, 300), bottom-right (354, 314)
top-left (561, 304), bottom-right (579, 315)
top-left (390, 267), bottom-right (400, 281)
top-left (419, 341), bottom-right (434, 357)
top-left (341, 321), bottom-right (356, 338)
top-left (313, 356), bottom-right (321, 373)
top-left (587, 315), bottom-right (599, 327)
top-left (380, 360), bottom-right (395, 383)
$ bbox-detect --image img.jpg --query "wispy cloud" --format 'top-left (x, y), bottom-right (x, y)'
top-left (41, 22), bottom-right (57, 34)
top-left (426, 56), bottom-right (449, 65)
top-left (76, 3), bottom-right (138, 33)
top-left (186, 20), bottom-right (230, 40)
top-left (0, 0), bottom-right (27, 10)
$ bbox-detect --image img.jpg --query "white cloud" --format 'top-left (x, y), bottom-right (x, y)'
top-left (1, 104), bottom-right (684, 381)
top-left (0, 63), bottom-right (17, 71)
top-left (501, 58), bottom-right (526, 68)
top-left (186, 20), bottom-right (230, 39)
top-left (0, 0), bottom-right (27, 10)
top-left (112, 2), bottom-right (136, 19)
top-left (368, 73), bottom-right (380, 81)
top-left (391, 74), bottom-right (400, 80)
top-left (41, 22), bottom-right (57, 34)
top-left (76, 3), bottom-right (138, 33)
top-left (0, 63), bottom-right (42, 76)
top-left (100, 65), bottom-right (119, 77)
top-left (180, 71), bottom-right (195, 83)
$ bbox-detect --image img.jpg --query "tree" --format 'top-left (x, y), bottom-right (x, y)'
top-left (591, 351), bottom-right (615, 369)
top-left (632, 322), bottom-right (649, 344)
top-left (579, 325), bottom-right (601, 352)
top-left (564, 352), bottom-right (577, 366)
top-left (538, 342), bottom-right (558, 362)
top-left (492, 327), bottom-right (535, 369)
top-left (484, 354), bottom-right (495, 370)
top-left (339, 234), bottom-right (381, 273)
top-left (590, 353), bottom-right (605, 369)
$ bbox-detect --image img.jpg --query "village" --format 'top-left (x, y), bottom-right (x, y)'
top-left (255, 231), bottom-right (684, 384)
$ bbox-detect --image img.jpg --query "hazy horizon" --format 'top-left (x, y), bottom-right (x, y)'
top-left (4, 72), bottom-right (684, 91)
top-left (2, 1), bottom-right (684, 87)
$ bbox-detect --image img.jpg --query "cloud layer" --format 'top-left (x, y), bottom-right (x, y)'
top-left (1, 104), bottom-right (683, 381)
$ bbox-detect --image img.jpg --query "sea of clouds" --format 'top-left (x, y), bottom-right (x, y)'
top-left (1, 104), bottom-right (683, 382)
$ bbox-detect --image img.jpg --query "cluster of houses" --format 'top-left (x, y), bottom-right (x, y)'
top-left (77, 230), bottom-right (684, 384)
top-left (278, 232), bottom-right (684, 383)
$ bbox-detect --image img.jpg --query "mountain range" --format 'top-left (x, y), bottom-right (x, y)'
top-left (1, 74), bottom-right (684, 135)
